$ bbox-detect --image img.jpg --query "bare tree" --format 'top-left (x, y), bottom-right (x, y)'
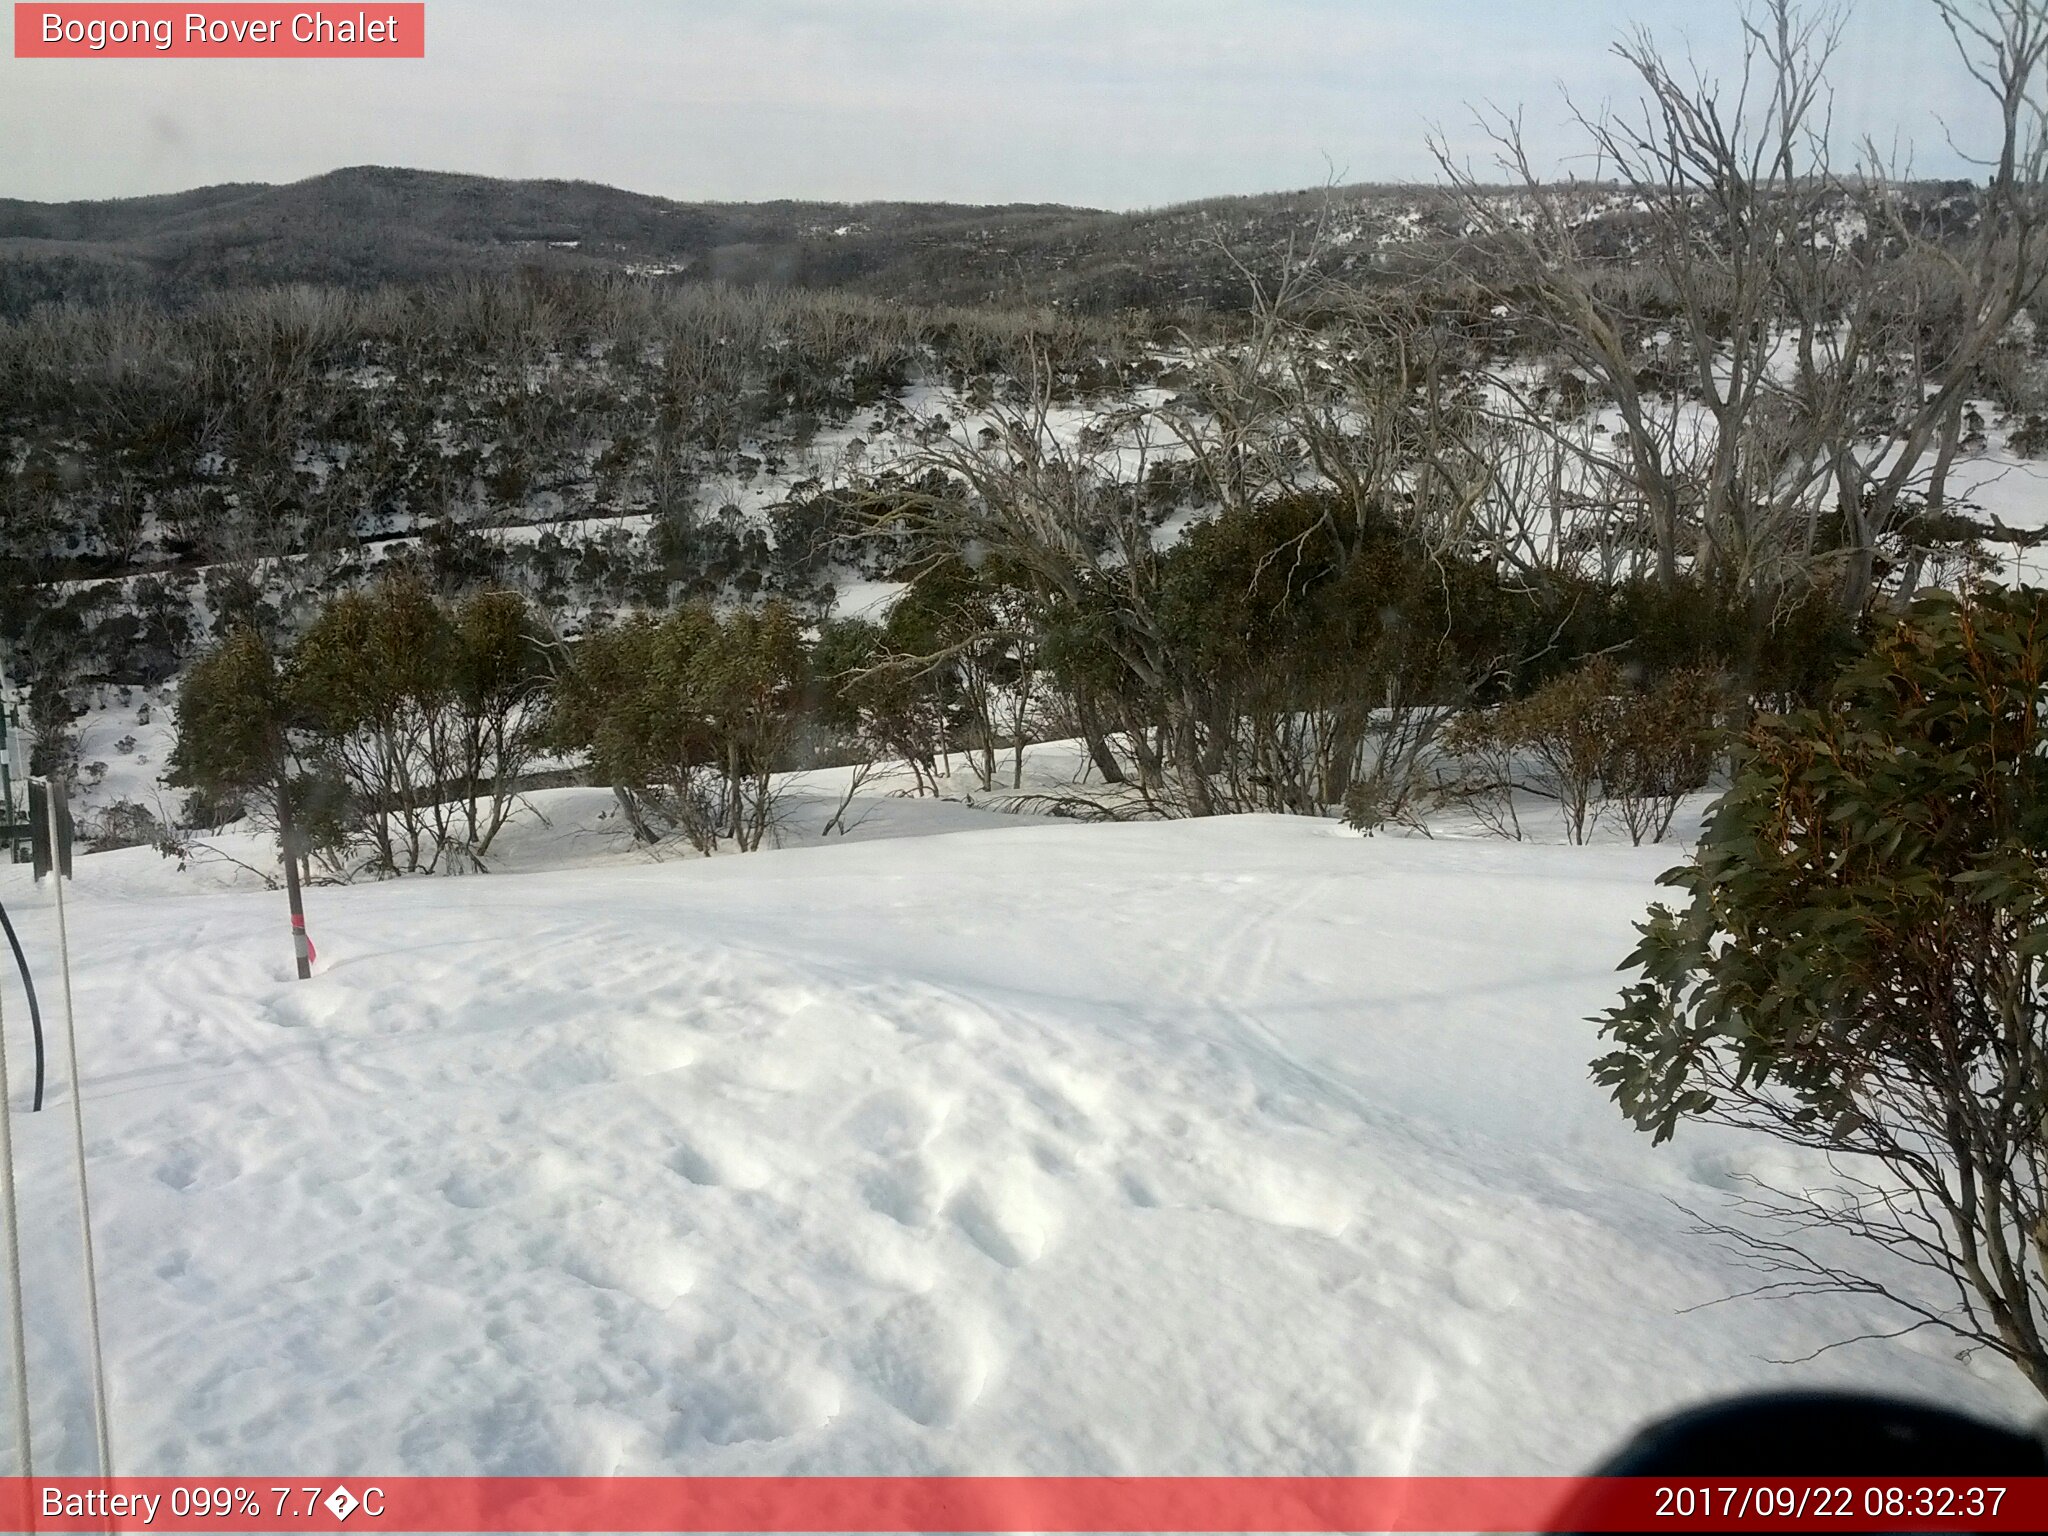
top-left (1810, 0), bottom-right (2048, 607)
top-left (1432, 0), bottom-right (2048, 628)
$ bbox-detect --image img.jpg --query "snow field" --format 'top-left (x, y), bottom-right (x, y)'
top-left (0, 804), bottom-right (2033, 1479)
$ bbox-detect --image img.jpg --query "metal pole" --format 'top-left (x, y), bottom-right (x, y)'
top-left (0, 981), bottom-right (32, 1479)
top-left (44, 781), bottom-right (112, 1477)
top-left (277, 782), bottom-right (311, 982)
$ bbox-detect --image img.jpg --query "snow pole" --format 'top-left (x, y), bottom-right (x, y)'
top-left (276, 781), bottom-right (313, 980)
top-left (0, 981), bottom-right (31, 1478)
top-left (0, 900), bottom-right (42, 1111)
top-left (44, 778), bottom-right (113, 1478)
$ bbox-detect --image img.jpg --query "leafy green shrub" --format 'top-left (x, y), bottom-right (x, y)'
top-left (1534, 575), bottom-right (1856, 713)
top-left (1338, 778), bottom-right (1394, 835)
top-left (811, 615), bottom-right (950, 794)
top-left (292, 573), bottom-right (547, 874)
top-left (1593, 587), bottom-right (2048, 1396)
top-left (173, 578), bottom-right (547, 877)
top-left (165, 626), bottom-right (346, 878)
top-left (168, 628), bottom-right (292, 807)
top-left (553, 600), bottom-right (808, 853)
top-left (1143, 494), bottom-right (1517, 817)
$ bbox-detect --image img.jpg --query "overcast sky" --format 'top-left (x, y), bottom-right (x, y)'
top-left (0, 1), bottom-right (2005, 209)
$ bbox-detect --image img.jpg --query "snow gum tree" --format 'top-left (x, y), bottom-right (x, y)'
top-left (1595, 586), bottom-right (2048, 1397)
top-left (172, 576), bottom-right (548, 879)
top-left (552, 600), bottom-right (808, 854)
top-left (1435, 0), bottom-right (2048, 628)
top-left (292, 573), bottom-right (548, 874)
top-left (166, 626), bottom-right (332, 973)
top-left (166, 628), bottom-right (293, 821)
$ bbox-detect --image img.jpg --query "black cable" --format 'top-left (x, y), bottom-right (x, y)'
top-left (0, 897), bottom-right (43, 1112)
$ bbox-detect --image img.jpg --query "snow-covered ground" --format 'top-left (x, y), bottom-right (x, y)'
top-left (62, 683), bottom-right (179, 830)
top-left (1948, 422), bottom-right (2048, 585)
top-left (0, 790), bottom-right (2031, 1478)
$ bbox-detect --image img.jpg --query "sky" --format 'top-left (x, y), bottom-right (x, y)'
top-left (0, 0), bottom-right (2007, 209)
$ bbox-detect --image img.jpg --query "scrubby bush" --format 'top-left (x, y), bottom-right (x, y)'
top-left (82, 798), bottom-right (167, 853)
top-left (1594, 587), bottom-right (2048, 1397)
top-left (551, 600), bottom-right (808, 853)
top-left (1123, 494), bottom-right (1522, 819)
top-left (292, 573), bottom-right (549, 874)
top-left (811, 615), bottom-right (949, 794)
top-left (1603, 667), bottom-right (1726, 845)
top-left (167, 628), bottom-right (293, 811)
top-left (172, 577), bottom-right (548, 877)
top-left (1439, 658), bottom-right (1724, 844)
top-left (164, 627), bottom-right (342, 880)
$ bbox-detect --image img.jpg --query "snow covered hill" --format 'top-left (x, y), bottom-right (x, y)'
top-left (0, 803), bottom-right (2032, 1477)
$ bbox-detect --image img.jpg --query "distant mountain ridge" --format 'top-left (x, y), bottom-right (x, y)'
top-left (14, 164), bottom-right (1973, 319)
top-left (0, 164), bottom-right (1482, 315)
top-left (0, 165), bottom-right (1102, 309)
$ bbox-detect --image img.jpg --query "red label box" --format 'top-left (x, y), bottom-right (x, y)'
top-left (14, 4), bottom-right (425, 57)
top-left (5, 1477), bottom-right (2048, 1533)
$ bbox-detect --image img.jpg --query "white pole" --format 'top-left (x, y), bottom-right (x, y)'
top-left (45, 782), bottom-right (111, 1477)
top-left (0, 981), bottom-right (31, 1478)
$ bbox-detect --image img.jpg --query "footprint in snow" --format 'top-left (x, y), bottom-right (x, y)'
top-left (848, 1294), bottom-right (994, 1427)
top-left (154, 1145), bottom-right (240, 1191)
top-left (859, 1155), bottom-right (946, 1227)
top-left (945, 1179), bottom-right (1053, 1269)
top-left (666, 1134), bottom-right (770, 1190)
top-left (1447, 1243), bottom-right (1522, 1314)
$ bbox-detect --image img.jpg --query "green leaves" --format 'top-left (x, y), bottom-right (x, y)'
top-left (290, 572), bottom-right (501, 739)
top-left (169, 578), bottom-right (550, 869)
top-left (450, 590), bottom-right (545, 715)
top-left (553, 600), bottom-right (810, 850)
top-left (167, 626), bottom-right (288, 799)
top-left (1593, 586), bottom-right (2048, 1147)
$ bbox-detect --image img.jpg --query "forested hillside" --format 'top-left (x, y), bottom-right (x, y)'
top-left (7, 163), bottom-right (1935, 316)
top-left (3, 9), bottom-right (2046, 876)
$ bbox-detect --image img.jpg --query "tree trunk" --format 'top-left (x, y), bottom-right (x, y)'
top-left (1074, 689), bottom-right (1126, 786)
top-left (611, 784), bottom-right (661, 844)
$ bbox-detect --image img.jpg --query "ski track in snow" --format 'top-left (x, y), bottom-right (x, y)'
top-left (0, 810), bottom-right (2033, 1475)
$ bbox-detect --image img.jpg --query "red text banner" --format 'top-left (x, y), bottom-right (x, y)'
top-left (2, 1476), bottom-right (2047, 1533)
top-left (14, 4), bottom-right (425, 58)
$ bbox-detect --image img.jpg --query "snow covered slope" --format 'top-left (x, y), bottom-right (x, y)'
top-left (0, 812), bottom-right (2031, 1476)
